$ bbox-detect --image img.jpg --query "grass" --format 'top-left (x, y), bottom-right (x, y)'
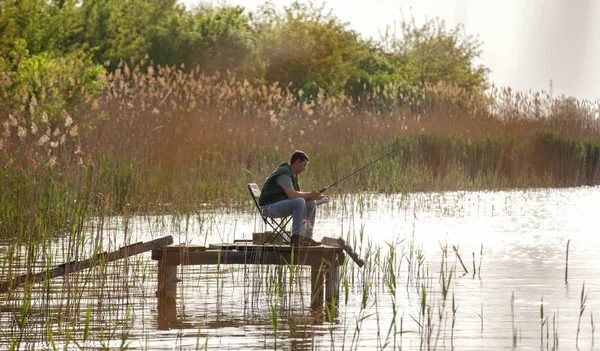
top-left (577, 283), bottom-right (588, 348)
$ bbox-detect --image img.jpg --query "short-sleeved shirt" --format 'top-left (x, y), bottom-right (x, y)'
top-left (276, 173), bottom-right (294, 190)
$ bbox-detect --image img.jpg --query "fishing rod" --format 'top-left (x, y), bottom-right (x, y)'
top-left (319, 135), bottom-right (424, 193)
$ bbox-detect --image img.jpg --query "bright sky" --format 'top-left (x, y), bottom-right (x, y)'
top-left (181, 0), bottom-right (600, 101)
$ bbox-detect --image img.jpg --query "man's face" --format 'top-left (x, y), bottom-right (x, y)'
top-left (291, 159), bottom-right (308, 175)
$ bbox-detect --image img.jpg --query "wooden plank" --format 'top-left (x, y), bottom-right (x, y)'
top-left (321, 237), bottom-right (345, 248)
top-left (153, 248), bottom-right (345, 267)
top-left (0, 235), bottom-right (173, 293)
top-left (208, 243), bottom-right (287, 250)
top-left (321, 236), bottom-right (365, 268)
top-left (151, 245), bottom-right (206, 260)
top-left (206, 242), bottom-right (337, 252)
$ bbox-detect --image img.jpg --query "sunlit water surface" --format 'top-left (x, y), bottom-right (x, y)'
top-left (1, 186), bottom-right (599, 350)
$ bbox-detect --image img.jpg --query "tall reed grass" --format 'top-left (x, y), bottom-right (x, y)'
top-left (2, 61), bottom-right (599, 236)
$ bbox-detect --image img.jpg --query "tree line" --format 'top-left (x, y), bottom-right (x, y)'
top-left (0, 0), bottom-right (489, 107)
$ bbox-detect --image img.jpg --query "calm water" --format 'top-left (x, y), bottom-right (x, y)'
top-left (1, 186), bottom-right (599, 350)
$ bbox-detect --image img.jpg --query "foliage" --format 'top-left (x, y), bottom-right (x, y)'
top-left (0, 0), bottom-right (79, 56)
top-left (0, 0), bottom-right (494, 105)
top-left (343, 42), bottom-right (415, 109)
top-left (254, 1), bottom-right (363, 99)
top-left (147, 5), bottom-right (257, 75)
top-left (0, 50), bottom-right (106, 125)
top-left (382, 16), bottom-right (489, 89)
top-left (75, 0), bottom-right (179, 68)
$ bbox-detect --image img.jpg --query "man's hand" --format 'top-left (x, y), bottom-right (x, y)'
top-left (309, 189), bottom-right (321, 200)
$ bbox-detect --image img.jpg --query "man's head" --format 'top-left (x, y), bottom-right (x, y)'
top-left (290, 150), bottom-right (309, 175)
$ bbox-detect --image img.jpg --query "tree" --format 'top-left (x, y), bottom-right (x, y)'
top-left (343, 41), bottom-right (410, 106)
top-left (147, 5), bottom-right (256, 75)
top-left (0, 1), bottom-right (104, 118)
top-left (254, 1), bottom-right (363, 99)
top-left (78, 0), bottom-right (179, 68)
top-left (0, 0), bottom-right (82, 60)
top-left (384, 17), bottom-right (489, 90)
top-left (5, 50), bottom-right (105, 122)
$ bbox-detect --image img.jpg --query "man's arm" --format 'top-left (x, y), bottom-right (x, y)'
top-left (276, 174), bottom-right (325, 201)
top-left (283, 187), bottom-right (323, 201)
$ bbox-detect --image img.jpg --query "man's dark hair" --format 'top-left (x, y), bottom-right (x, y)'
top-left (290, 150), bottom-right (309, 164)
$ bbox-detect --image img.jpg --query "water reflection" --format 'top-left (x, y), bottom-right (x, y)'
top-left (156, 298), bottom-right (332, 332)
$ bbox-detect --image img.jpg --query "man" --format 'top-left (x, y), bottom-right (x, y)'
top-left (259, 150), bottom-right (327, 246)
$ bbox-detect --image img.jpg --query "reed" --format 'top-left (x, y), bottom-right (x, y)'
top-left (478, 244), bottom-right (483, 278)
top-left (577, 283), bottom-right (588, 348)
top-left (565, 239), bottom-right (570, 284)
top-left (451, 293), bottom-right (458, 349)
top-left (511, 293), bottom-right (517, 348)
top-left (1, 61), bottom-right (600, 240)
top-left (540, 295), bottom-right (545, 346)
top-left (592, 312), bottom-right (596, 346)
top-left (553, 312), bottom-right (559, 350)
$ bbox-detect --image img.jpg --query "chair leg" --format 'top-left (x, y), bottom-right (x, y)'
top-left (262, 229), bottom-right (290, 245)
top-left (263, 231), bottom-right (281, 245)
top-left (262, 217), bottom-right (292, 245)
top-left (263, 217), bottom-right (292, 245)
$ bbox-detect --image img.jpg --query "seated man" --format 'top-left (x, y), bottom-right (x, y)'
top-left (258, 150), bottom-right (327, 246)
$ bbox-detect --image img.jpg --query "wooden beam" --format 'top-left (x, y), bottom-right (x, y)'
top-left (321, 236), bottom-right (365, 267)
top-left (0, 235), bottom-right (173, 293)
top-left (152, 247), bottom-right (344, 267)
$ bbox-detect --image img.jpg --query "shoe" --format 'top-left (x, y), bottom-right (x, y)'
top-left (290, 234), bottom-right (321, 247)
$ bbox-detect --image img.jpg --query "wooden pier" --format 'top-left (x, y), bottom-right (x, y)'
top-left (151, 240), bottom-right (352, 309)
top-left (0, 233), bottom-right (363, 329)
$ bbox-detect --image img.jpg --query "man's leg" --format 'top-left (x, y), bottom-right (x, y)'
top-left (304, 200), bottom-right (316, 238)
top-left (263, 198), bottom-right (306, 235)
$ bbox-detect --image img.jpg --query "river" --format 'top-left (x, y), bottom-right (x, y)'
top-left (1, 186), bottom-right (599, 350)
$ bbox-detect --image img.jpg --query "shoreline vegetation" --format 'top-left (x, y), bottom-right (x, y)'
top-left (2, 60), bottom-right (599, 237)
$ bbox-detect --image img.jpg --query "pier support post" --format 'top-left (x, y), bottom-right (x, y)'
top-left (157, 299), bottom-right (177, 330)
top-left (311, 265), bottom-right (324, 309)
top-left (325, 266), bottom-right (340, 309)
top-left (157, 252), bottom-right (178, 304)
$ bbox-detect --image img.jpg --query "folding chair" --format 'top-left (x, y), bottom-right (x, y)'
top-left (247, 183), bottom-right (292, 245)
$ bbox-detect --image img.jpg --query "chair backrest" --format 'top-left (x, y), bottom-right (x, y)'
top-left (247, 183), bottom-right (262, 212)
top-left (248, 183), bottom-right (261, 199)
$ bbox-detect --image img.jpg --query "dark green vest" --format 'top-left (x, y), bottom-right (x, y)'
top-left (258, 162), bottom-right (300, 206)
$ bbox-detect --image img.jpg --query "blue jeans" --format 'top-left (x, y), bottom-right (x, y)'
top-left (262, 198), bottom-right (316, 237)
